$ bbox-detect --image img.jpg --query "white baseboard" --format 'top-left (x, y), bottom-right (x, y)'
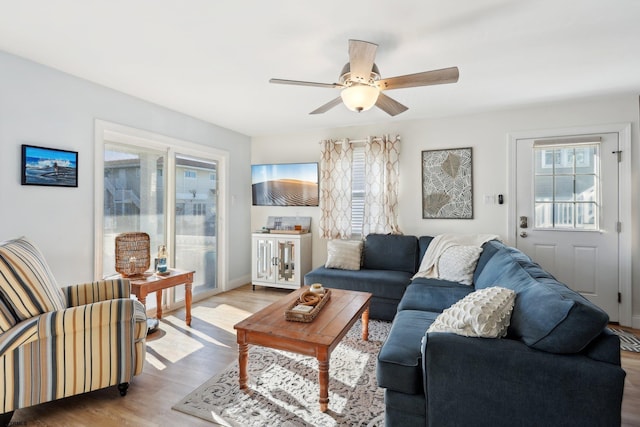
top-left (632, 315), bottom-right (640, 330)
top-left (225, 274), bottom-right (251, 291)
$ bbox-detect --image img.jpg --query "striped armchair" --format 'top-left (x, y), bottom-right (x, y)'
top-left (0, 237), bottom-right (147, 424)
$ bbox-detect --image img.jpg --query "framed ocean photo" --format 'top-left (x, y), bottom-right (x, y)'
top-left (21, 144), bottom-right (78, 187)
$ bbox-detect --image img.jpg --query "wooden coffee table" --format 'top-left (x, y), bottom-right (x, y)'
top-left (234, 287), bottom-right (372, 412)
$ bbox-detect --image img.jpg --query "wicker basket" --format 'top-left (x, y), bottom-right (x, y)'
top-left (115, 232), bottom-right (151, 277)
top-left (285, 289), bottom-right (331, 322)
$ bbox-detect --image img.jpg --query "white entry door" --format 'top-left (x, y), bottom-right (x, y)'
top-left (515, 132), bottom-right (620, 321)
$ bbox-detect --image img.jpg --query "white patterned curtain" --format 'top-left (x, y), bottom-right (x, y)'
top-left (363, 135), bottom-right (401, 235)
top-left (319, 139), bottom-right (353, 238)
top-left (319, 135), bottom-right (401, 239)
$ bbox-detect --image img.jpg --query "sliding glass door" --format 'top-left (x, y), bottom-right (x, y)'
top-left (101, 143), bottom-right (221, 313)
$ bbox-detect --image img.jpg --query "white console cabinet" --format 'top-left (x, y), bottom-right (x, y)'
top-left (251, 232), bottom-right (312, 290)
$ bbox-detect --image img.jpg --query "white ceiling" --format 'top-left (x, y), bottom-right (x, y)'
top-left (1, 0), bottom-right (639, 137)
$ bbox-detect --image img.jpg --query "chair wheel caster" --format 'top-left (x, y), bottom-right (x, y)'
top-left (0, 411), bottom-right (14, 427)
top-left (118, 382), bottom-right (129, 396)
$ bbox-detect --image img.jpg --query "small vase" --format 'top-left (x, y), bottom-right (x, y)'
top-left (309, 283), bottom-right (325, 295)
top-left (157, 245), bottom-right (168, 273)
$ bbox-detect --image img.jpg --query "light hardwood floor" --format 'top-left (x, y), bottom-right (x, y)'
top-left (9, 285), bottom-right (640, 426)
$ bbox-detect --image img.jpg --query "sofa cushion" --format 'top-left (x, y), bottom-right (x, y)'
top-left (398, 278), bottom-right (474, 313)
top-left (363, 234), bottom-right (418, 274)
top-left (377, 309), bottom-right (439, 395)
top-left (437, 245), bottom-right (483, 285)
top-left (474, 241), bottom-right (552, 290)
top-left (0, 237), bottom-right (66, 321)
top-left (427, 286), bottom-right (516, 338)
top-left (324, 239), bottom-right (363, 270)
top-left (472, 239), bottom-right (501, 284)
top-left (475, 242), bottom-right (609, 353)
top-left (305, 266), bottom-right (411, 300)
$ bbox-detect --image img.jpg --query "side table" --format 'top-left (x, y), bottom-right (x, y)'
top-left (129, 269), bottom-right (195, 328)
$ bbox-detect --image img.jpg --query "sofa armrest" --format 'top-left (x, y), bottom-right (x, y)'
top-left (62, 278), bottom-right (131, 306)
top-left (423, 332), bottom-right (625, 427)
top-left (0, 298), bottom-right (145, 356)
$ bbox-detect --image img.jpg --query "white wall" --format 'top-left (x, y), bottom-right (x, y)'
top-left (0, 51), bottom-right (252, 288)
top-left (251, 93), bottom-right (640, 326)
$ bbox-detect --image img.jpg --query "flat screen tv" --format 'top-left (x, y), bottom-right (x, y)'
top-left (252, 162), bottom-right (319, 206)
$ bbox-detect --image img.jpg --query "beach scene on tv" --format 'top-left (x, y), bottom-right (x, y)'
top-left (252, 163), bottom-right (319, 206)
top-left (23, 146), bottom-right (77, 186)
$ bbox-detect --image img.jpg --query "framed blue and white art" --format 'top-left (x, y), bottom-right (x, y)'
top-left (21, 144), bottom-right (78, 187)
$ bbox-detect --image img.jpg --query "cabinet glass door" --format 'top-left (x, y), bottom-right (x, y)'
top-left (254, 238), bottom-right (275, 282)
top-left (276, 240), bottom-right (296, 284)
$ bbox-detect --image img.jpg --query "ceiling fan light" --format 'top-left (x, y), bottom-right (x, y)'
top-left (340, 84), bottom-right (380, 112)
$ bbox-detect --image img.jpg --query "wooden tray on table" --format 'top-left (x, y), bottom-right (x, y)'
top-left (284, 289), bottom-right (332, 322)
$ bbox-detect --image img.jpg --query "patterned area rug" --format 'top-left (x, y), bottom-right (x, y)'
top-left (173, 320), bottom-right (390, 426)
top-left (608, 326), bottom-right (640, 353)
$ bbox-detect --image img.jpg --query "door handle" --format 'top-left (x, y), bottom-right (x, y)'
top-left (520, 231), bottom-right (528, 238)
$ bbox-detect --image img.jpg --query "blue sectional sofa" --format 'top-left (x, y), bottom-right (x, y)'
top-left (304, 234), bottom-right (626, 426)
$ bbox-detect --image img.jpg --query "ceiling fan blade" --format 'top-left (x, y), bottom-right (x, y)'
top-left (349, 39), bottom-right (378, 83)
top-left (310, 97), bottom-right (343, 115)
top-left (269, 78), bottom-right (342, 89)
top-left (378, 67), bottom-right (459, 90)
top-left (375, 92), bottom-right (408, 116)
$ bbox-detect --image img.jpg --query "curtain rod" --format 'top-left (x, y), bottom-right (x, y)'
top-left (318, 138), bottom-right (371, 145)
top-left (318, 135), bottom-right (399, 144)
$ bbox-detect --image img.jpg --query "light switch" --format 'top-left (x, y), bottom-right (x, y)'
top-left (483, 195), bottom-right (494, 204)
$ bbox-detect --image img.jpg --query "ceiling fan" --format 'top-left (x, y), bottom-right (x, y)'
top-left (269, 39), bottom-right (459, 116)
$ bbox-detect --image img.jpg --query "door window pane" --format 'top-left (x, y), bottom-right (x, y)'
top-left (575, 146), bottom-right (597, 174)
top-left (554, 203), bottom-right (574, 228)
top-left (534, 202), bottom-right (553, 228)
top-left (534, 176), bottom-right (553, 201)
top-left (577, 203), bottom-right (597, 229)
top-left (575, 175), bottom-right (596, 201)
top-left (554, 176), bottom-right (574, 201)
top-left (174, 154), bottom-right (218, 299)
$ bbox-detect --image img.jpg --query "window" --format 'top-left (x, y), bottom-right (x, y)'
top-left (351, 145), bottom-right (366, 238)
top-left (534, 143), bottom-right (599, 230)
top-left (184, 170), bottom-right (196, 179)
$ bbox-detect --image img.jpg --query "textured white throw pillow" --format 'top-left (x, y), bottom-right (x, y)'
top-left (427, 286), bottom-right (516, 338)
top-left (324, 240), bottom-right (363, 270)
top-left (437, 245), bottom-right (483, 285)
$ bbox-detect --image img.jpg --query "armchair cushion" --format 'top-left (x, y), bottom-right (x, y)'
top-left (0, 299), bottom-right (17, 333)
top-left (0, 237), bottom-right (66, 322)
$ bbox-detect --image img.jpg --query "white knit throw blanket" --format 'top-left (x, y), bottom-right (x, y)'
top-left (412, 233), bottom-right (500, 279)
